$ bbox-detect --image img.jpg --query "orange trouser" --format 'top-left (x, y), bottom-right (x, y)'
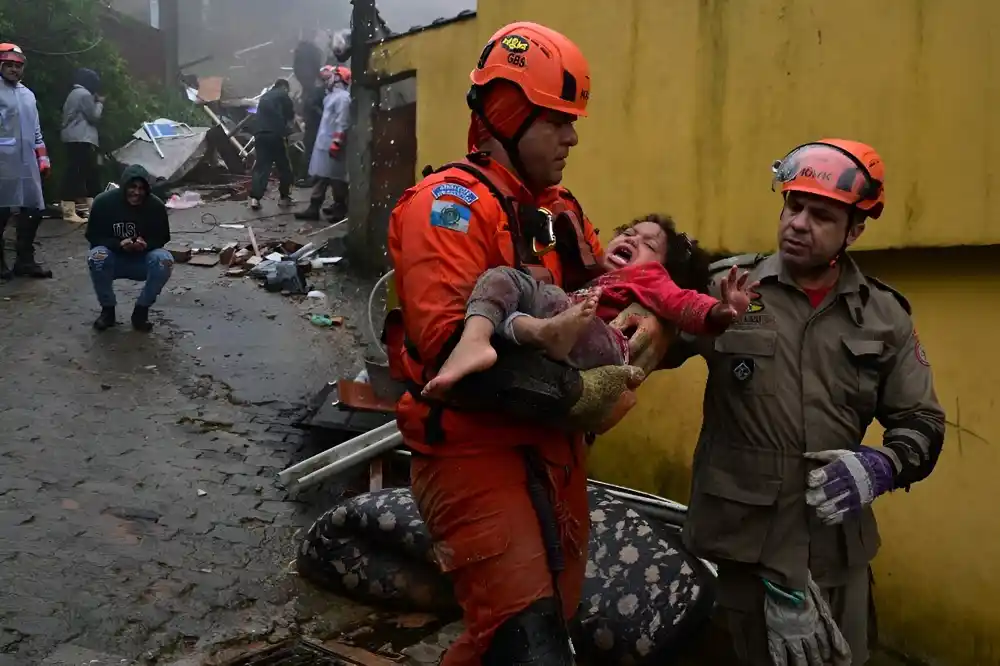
top-left (410, 443), bottom-right (589, 666)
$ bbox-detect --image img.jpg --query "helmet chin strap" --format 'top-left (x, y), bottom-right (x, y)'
top-left (469, 86), bottom-right (542, 189)
top-left (830, 210), bottom-right (863, 267)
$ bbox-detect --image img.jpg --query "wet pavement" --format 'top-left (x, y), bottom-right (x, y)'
top-left (0, 194), bottom-right (383, 664)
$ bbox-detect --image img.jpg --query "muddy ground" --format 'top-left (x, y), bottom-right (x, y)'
top-left (0, 193), bottom-right (388, 665)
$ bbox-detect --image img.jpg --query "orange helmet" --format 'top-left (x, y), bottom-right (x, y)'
top-left (0, 43), bottom-right (25, 64)
top-left (469, 22), bottom-right (590, 117)
top-left (333, 66), bottom-right (351, 86)
top-left (772, 139), bottom-right (885, 219)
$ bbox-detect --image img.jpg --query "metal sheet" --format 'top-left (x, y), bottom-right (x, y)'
top-left (112, 128), bottom-right (213, 184)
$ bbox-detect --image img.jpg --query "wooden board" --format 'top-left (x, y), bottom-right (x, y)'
top-left (337, 379), bottom-right (398, 414)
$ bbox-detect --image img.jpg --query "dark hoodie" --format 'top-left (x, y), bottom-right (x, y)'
top-left (74, 68), bottom-right (101, 95)
top-left (86, 165), bottom-right (171, 252)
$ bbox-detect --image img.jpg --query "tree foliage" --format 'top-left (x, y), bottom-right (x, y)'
top-left (0, 0), bottom-right (198, 191)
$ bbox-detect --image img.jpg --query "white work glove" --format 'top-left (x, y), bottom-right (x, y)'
top-left (764, 574), bottom-right (852, 666)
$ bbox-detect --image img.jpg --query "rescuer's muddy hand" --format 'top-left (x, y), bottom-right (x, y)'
top-left (609, 303), bottom-right (673, 375)
top-left (567, 364), bottom-right (645, 434)
top-left (764, 574), bottom-right (851, 666)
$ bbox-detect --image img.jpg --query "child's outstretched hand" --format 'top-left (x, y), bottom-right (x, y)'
top-left (720, 266), bottom-right (760, 318)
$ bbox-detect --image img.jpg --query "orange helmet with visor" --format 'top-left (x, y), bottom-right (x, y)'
top-left (772, 139), bottom-right (885, 219)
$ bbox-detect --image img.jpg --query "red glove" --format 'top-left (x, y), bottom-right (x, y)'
top-left (35, 146), bottom-right (51, 179)
top-left (328, 131), bottom-right (346, 158)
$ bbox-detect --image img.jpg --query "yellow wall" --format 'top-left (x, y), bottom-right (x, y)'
top-left (368, 19), bottom-right (483, 176)
top-left (370, 0), bottom-right (1000, 252)
top-left (595, 246), bottom-right (1000, 665)
top-left (369, 3), bottom-right (1000, 663)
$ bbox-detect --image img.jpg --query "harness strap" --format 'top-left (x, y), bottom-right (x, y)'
top-left (402, 159), bottom-right (600, 444)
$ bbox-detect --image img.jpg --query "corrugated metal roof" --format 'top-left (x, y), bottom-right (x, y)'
top-left (368, 9), bottom-right (477, 46)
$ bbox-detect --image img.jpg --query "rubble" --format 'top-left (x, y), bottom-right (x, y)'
top-left (166, 241), bottom-right (193, 263)
top-left (113, 119), bottom-right (219, 185)
top-left (188, 254), bottom-right (220, 267)
top-left (168, 217), bottom-right (347, 300)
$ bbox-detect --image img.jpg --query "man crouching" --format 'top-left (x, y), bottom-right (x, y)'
top-left (85, 165), bottom-right (173, 332)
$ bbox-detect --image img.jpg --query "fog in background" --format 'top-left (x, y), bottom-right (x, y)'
top-left (109, 0), bottom-right (475, 96)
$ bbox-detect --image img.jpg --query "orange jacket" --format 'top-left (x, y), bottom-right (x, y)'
top-left (386, 154), bottom-right (604, 457)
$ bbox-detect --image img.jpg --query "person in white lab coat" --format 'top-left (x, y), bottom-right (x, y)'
top-left (295, 65), bottom-right (350, 222)
top-left (0, 43), bottom-right (53, 279)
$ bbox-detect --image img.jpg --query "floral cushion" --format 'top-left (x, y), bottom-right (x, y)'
top-left (297, 486), bottom-right (716, 665)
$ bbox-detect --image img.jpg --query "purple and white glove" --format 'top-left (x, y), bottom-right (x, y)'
top-left (804, 446), bottom-right (896, 526)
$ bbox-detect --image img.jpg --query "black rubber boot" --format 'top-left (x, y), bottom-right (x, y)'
top-left (93, 306), bottom-right (117, 331)
top-left (327, 180), bottom-right (349, 221)
top-left (294, 199), bottom-right (322, 221)
top-left (324, 201), bottom-right (348, 222)
top-left (0, 210), bottom-right (12, 280)
top-left (0, 245), bottom-right (11, 281)
top-left (12, 213), bottom-right (52, 278)
top-left (131, 304), bottom-right (153, 332)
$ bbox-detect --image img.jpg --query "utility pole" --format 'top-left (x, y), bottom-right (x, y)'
top-left (345, 0), bottom-right (381, 276)
top-left (159, 0), bottom-right (180, 88)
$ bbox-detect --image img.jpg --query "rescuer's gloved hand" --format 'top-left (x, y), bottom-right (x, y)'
top-left (805, 446), bottom-right (896, 526)
top-left (609, 303), bottom-right (673, 374)
top-left (764, 574), bottom-right (852, 666)
top-left (35, 147), bottom-right (51, 179)
top-left (567, 364), bottom-right (645, 433)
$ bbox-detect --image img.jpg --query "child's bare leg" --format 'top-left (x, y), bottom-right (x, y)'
top-left (510, 289), bottom-right (600, 362)
top-left (422, 316), bottom-right (498, 398)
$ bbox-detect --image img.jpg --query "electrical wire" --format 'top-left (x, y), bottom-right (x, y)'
top-left (24, 36), bottom-right (104, 57)
top-left (171, 211), bottom-right (222, 234)
top-left (367, 269), bottom-right (394, 358)
top-left (19, 9), bottom-right (105, 57)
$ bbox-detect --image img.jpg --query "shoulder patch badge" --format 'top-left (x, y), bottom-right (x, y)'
top-left (430, 200), bottom-right (471, 234)
top-left (432, 183), bottom-right (479, 205)
top-left (732, 357), bottom-right (755, 382)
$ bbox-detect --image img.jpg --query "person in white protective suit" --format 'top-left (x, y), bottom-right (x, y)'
top-left (0, 43), bottom-right (53, 280)
top-left (295, 65), bottom-right (351, 222)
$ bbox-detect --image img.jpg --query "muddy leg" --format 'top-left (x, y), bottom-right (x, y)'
top-left (509, 289), bottom-right (600, 362)
top-left (422, 316), bottom-right (499, 399)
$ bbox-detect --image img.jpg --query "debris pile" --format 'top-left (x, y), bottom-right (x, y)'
top-left (167, 220), bottom-right (347, 297)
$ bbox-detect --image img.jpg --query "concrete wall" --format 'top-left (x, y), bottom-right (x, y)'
top-left (100, 11), bottom-right (167, 86)
top-left (368, 3), bottom-right (1000, 663)
top-left (108, 0), bottom-right (152, 25)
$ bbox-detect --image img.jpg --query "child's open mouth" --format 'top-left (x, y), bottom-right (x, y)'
top-left (608, 244), bottom-right (634, 267)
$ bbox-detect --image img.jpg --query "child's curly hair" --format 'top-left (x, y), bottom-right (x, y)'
top-left (613, 213), bottom-right (713, 294)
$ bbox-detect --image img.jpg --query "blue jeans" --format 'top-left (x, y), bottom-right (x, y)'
top-left (88, 246), bottom-right (174, 308)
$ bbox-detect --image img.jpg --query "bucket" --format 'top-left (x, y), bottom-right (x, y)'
top-left (364, 356), bottom-right (406, 403)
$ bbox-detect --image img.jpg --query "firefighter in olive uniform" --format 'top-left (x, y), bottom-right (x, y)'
top-left (666, 139), bottom-right (946, 666)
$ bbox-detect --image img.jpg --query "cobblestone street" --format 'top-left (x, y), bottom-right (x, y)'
top-left (0, 197), bottom-right (377, 664)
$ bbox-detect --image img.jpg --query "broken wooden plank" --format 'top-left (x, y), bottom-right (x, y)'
top-left (247, 224), bottom-right (262, 257)
top-left (320, 640), bottom-right (401, 665)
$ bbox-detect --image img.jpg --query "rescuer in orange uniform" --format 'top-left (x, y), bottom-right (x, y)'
top-left (386, 22), bottom-right (662, 666)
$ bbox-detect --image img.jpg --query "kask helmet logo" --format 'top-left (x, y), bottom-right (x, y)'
top-left (500, 35), bottom-right (530, 53)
